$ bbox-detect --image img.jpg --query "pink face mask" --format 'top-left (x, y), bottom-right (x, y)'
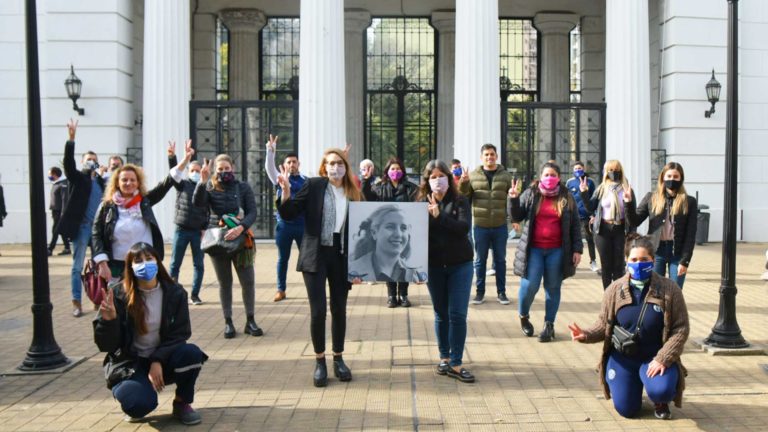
top-left (388, 170), bottom-right (404, 181)
top-left (539, 176), bottom-right (560, 190)
top-left (429, 176), bottom-right (449, 194)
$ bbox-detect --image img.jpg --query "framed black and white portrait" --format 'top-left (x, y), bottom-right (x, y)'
top-left (347, 202), bottom-right (428, 283)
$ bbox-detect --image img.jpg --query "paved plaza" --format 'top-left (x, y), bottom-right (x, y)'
top-left (0, 241), bottom-right (766, 431)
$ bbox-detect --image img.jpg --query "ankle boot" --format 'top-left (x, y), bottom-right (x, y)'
top-left (223, 318), bottom-right (236, 339)
top-left (387, 296), bottom-right (398, 308)
top-left (333, 355), bottom-right (352, 382)
top-left (244, 315), bottom-right (263, 336)
top-left (399, 295), bottom-right (412, 308)
top-left (72, 300), bottom-right (83, 318)
top-left (538, 321), bottom-right (555, 342)
top-left (520, 315), bottom-right (534, 337)
top-left (313, 358), bottom-right (328, 387)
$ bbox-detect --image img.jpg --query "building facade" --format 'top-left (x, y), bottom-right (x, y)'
top-left (2, 0), bottom-right (767, 242)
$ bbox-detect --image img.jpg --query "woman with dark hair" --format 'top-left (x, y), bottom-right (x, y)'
top-left (93, 242), bottom-right (208, 425)
top-left (626, 162), bottom-right (697, 288)
top-left (568, 234), bottom-right (689, 420)
top-left (277, 148), bottom-right (363, 387)
top-left (361, 157), bottom-right (419, 307)
top-left (509, 161), bottom-right (583, 342)
top-left (419, 159), bottom-right (475, 383)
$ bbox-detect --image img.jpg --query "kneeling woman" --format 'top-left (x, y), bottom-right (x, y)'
top-left (420, 160), bottom-right (475, 383)
top-left (568, 234), bottom-right (689, 420)
top-left (93, 243), bottom-right (208, 425)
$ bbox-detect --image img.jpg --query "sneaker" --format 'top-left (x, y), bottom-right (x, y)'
top-left (273, 290), bottom-right (286, 302)
top-left (57, 249), bottom-right (72, 256)
top-left (471, 293), bottom-right (485, 305)
top-left (590, 261), bottom-right (599, 272)
top-left (654, 403), bottom-right (671, 420)
top-left (189, 295), bottom-right (203, 305)
top-left (497, 293), bottom-right (510, 305)
top-left (172, 401), bottom-right (202, 425)
top-left (486, 268), bottom-right (496, 276)
top-left (123, 415), bottom-right (143, 423)
top-left (761, 271), bottom-right (768, 281)
top-left (71, 300), bottom-right (82, 318)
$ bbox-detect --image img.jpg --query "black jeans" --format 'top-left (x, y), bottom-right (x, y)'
top-left (595, 222), bottom-right (627, 288)
top-left (581, 219), bottom-right (596, 262)
top-left (302, 234), bottom-right (350, 354)
top-left (48, 210), bottom-right (70, 251)
top-left (387, 282), bottom-right (409, 298)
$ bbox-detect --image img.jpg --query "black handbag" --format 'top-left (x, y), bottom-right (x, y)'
top-left (611, 295), bottom-right (650, 357)
top-left (201, 226), bottom-right (245, 256)
top-left (103, 349), bottom-right (135, 390)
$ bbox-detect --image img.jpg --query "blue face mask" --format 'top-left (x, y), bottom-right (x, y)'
top-left (188, 172), bottom-right (201, 183)
top-left (627, 261), bottom-right (654, 281)
top-left (48, 176), bottom-right (55, 182)
top-left (574, 169), bottom-right (585, 178)
top-left (452, 168), bottom-right (462, 177)
top-left (132, 261), bottom-right (159, 281)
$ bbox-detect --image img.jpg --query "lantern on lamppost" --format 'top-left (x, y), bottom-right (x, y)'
top-left (64, 65), bottom-right (85, 115)
top-left (704, 69), bottom-right (721, 118)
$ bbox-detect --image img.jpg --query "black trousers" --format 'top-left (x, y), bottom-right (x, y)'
top-left (595, 222), bottom-right (627, 289)
top-left (387, 282), bottom-right (409, 298)
top-left (580, 219), bottom-right (596, 262)
top-left (48, 210), bottom-right (70, 251)
top-left (302, 235), bottom-right (350, 354)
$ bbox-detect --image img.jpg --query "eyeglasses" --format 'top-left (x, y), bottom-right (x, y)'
top-left (325, 160), bottom-right (344, 167)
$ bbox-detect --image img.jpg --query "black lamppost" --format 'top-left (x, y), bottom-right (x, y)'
top-left (19, 0), bottom-right (70, 370)
top-left (704, 0), bottom-right (749, 349)
top-left (704, 69), bottom-right (721, 118)
top-left (64, 65), bottom-right (85, 115)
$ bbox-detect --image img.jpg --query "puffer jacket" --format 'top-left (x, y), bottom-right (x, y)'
top-left (362, 177), bottom-right (418, 203)
top-left (626, 193), bottom-right (698, 267)
top-left (167, 155), bottom-right (209, 230)
top-left (508, 184), bottom-right (583, 279)
top-left (458, 165), bottom-right (513, 228)
top-left (193, 180), bottom-right (257, 229)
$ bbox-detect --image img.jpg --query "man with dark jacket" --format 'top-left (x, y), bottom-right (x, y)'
top-left (565, 161), bottom-right (599, 273)
top-left (60, 119), bottom-right (105, 317)
top-left (167, 140), bottom-right (209, 305)
top-left (47, 166), bottom-right (71, 256)
top-left (458, 143), bottom-right (513, 305)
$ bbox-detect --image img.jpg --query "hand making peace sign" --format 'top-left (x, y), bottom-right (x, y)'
top-left (99, 285), bottom-right (117, 321)
top-left (277, 165), bottom-right (291, 202)
top-left (67, 118), bottom-right (78, 141)
top-left (623, 183), bottom-right (633, 203)
top-left (578, 176), bottom-right (589, 193)
top-left (266, 134), bottom-right (278, 152)
top-left (508, 178), bottom-right (521, 199)
top-left (427, 194), bottom-right (440, 219)
top-left (200, 158), bottom-right (213, 183)
top-left (459, 167), bottom-right (470, 184)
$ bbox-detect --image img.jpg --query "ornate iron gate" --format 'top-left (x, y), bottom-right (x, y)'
top-left (189, 100), bottom-right (298, 239)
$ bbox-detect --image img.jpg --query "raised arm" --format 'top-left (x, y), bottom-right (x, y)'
top-left (192, 159), bottom-right (213, 208)
top-left (264, 134), bottom-right (279, 186)
top-left (63, 119), bottom-right (82, 182)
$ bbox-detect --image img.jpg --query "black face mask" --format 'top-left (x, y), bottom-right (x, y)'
top-left (664, 179), bottom-right (682, 191)
top-left (607, 171), bottom-right (622, 182)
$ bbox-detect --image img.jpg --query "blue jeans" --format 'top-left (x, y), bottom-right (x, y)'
top-left (654, 241), bottom-right (686, 289)
top-left (275, 221), bottom-right (304, 292)
top-left (472, 224), bottom-right (508, 295)
top-left (606, 351), bottom-right (679, 418)
top-left (70, 223), bottom-right (92, 302)
top-left (427, 262), bottom-right (473, 367)
top-left (169, 227), bottom-right (204, 296)
top-left (112, 343), bottom-right (205, 419)
top-left (518, 247), bottom-right (563, 323)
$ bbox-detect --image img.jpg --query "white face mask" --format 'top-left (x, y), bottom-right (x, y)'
top-left (327, 164), bottom-right (346, 181)
top-left (429, 176), bottom-right (449, 194)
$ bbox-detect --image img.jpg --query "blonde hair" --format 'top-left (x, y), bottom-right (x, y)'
top-left (318, 148), bottom-right (363, 202)
top-left (210, 154), bottom-right (235, 192)
top-left (595, 159), bottom-right (630, 198)
top-left (650, 162), bottom-right (689, 216)
top-left (103, 164), bottom-right (148, 203)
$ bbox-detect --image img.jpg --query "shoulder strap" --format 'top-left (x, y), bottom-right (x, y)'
top-left (633, 290), bottom-right (652, 335)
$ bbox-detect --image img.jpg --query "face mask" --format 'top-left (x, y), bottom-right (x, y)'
top-left (429, 176), bottom-right (449, 194)
top-left (326, 164), bottom-right (346, 180)
top-left (539, 176), bottom-right (560, 190)
top-left (132, 261), bottom-right (159, 281)
top-left (664, 179), bottom-right (682, 191)
top-left (217, 172), bottom-right (235, 183)
top-left (85, 160), bottom-right (99, 170)
top-left (188, 172), bottom-right (201, 183)
top-left (607, 171), bottom-right (621, 182)
top-left (627, 261), bottom-right (654, 281)
top-left (48, 176), bottom-right (55, 182)
top-left (574, 169), bottom-right (585, 178)
top-left (388, 170), bottom-right (404, 181)
top-left (452, 168), bottom-right (463, 177)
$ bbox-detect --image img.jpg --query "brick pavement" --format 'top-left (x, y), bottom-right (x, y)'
top-left (0, 241), bottom-right (766, 431)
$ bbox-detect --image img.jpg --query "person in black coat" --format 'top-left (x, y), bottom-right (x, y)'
top-left (626, 162), bottom-right (697, 289)
top-left (277, 148), bottom-right (363, 388)
top-left (94, 242), bottom-right (207, 425)
top-left (47, 166), bottom-right (70, 255)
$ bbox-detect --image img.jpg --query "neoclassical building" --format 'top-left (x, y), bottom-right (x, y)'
top-left (2, 0), bottom-right (767, 242)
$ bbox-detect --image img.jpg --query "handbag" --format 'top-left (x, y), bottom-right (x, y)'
top-left (102, 349), bottom-right (135, 390)
top-left (81, 259), bottom-right (105, 306)
top-left (201, 226), bottom-right (245, 256)
top-left (611, 295), bottom-right (650, 357)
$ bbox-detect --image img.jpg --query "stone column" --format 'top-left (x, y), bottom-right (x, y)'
top-left (580, 15), bottom-right (605, 103)
top-left (534, 13), bottom-right (579, 102)
top-left (431, 11), bottom-right (456, 163)
top-left (299, 0), bottom-right (346, 176)
top-left (220, 9), bottom-right (266, 100)
top-left (605, 0), bottom-right (651, 200)
top-left (453, 0), bottom-right (500, 168)
top-left (344, 9), bottom-right (371, 169)
top-left (143, 0), bottom-right (191, 239)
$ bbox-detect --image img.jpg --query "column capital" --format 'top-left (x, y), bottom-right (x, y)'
top-left (431, 10), bottom-right (455, 33)
top-left (533, 12), bottom-right (579, 34)
top-left (220, 8), bottom-right (266, 34)
top-left (345, 9), bottom-right (371, 33)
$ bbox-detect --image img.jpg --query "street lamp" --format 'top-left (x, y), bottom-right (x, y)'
top-left (704, 69), bottom-right (721, 118)
top-left (64, 65), bottom-right (85, 115)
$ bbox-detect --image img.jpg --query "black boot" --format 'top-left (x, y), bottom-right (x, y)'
top-left (399, 295), bottom-right (412, 308)
top-left (313, 357), bottom-right (328, 387)
top-left (538, 321), bottom-right (555, 343)
top-left (333, 355), bottom-right (352, 382)
top-left (520, 315), bottom-right (534, 337)
top-left (244, 315), bottom-right (264, 336)
top-left (387, 296), bottom-right (398, 308)
top-left (223, 318), bottom-right (236, 339)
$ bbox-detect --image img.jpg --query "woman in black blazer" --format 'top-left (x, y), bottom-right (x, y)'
top-left (277, 148), bottom-right (363, 387)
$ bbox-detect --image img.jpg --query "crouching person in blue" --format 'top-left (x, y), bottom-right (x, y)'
top-left (93, 242), bottom-right (208, 425)
top-left (568, 234), bottom-right (689, 420)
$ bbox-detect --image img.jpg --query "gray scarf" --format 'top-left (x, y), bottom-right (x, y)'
top-left (321, 182), bottom-right (336, 247)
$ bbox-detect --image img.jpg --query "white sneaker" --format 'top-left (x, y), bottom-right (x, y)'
top-left (761, 271), bottom-right (768, 281)
top-left (590, 261), bottom-right (599, 272)
top-left (486, 269), bottom-right (496, 276)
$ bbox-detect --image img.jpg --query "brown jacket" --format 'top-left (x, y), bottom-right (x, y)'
top-left (581, 272), bottom-right (690, 407)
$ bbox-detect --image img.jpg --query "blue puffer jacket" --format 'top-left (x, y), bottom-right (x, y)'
top-left (566, 176), bottom-right (595, 220)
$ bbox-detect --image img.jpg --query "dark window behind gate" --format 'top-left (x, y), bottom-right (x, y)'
top-left (190, 100), bottom-right (298, 239)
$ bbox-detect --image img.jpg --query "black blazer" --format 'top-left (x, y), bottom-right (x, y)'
top-left (426, 192), bottom-right (473, 268)
top-left (277, 177), bottom-right (352, 273)
top-left (626, 192), bottom-right (698, 267)
top-left (59, 140), bottom-right (105, 238)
